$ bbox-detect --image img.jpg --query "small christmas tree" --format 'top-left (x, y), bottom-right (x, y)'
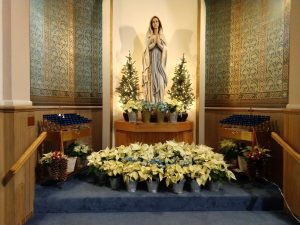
top-left (168, 54), bottom-right (194, 111)
top-left (116, 52), bottom-right (140, 105)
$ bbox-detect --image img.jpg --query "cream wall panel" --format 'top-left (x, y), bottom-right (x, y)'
top-left (1, 0), bottom-right (31, 105)
top-left (112, 0), bottom-right (198, 144)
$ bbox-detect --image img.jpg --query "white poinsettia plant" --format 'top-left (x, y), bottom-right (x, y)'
top-left (87, 140), bottom-right (236, 186)
top-left (121, 100), bottom-right (142, 113)
top-left (165, 99), bottom-right (183, 113)
top-left (164, 164), bottom-right (188, 186)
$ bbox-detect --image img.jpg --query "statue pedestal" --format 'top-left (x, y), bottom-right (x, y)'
top-left (114, 120), bottom-right (193, 146)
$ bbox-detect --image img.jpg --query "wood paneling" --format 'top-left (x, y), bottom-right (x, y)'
top-left (0, 111), bottom-right (36, 225)
top-left (284, 152), bottom-right (300, 218)
top-left (284, 110), bottom-right (300, 153)
top-left (0, 113), bottom-right (4, 225)
top-left (0, 106), bottom-right (102, 224)
top-left (115, 120), bottom-right (193, 146)
top-left (283, 109), bottom-right (300, 218)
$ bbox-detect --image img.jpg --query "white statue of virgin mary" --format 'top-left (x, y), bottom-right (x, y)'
top-left (142, 16), bottom-right (167, 103)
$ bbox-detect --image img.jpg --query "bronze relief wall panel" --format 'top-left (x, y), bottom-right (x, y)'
top-left (205, 0), bottom-right (289, 107)
top-left (30, 0), bottom-right (102, 105)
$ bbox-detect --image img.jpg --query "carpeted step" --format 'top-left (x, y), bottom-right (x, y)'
top-left (34, 178), bottom-right (283, 213)
top-left (26, 211), bottom-right (298, 225)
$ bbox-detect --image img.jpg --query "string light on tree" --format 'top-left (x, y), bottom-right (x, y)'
top-left (168, 54), bottom-right (194, 112)
top-left (116, 51), bottom-right (140, 105)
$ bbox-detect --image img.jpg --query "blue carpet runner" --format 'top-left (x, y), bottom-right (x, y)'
top-left (34, 177), bottom-right (283, 213)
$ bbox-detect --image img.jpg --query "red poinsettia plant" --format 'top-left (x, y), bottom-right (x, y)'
top-left (40, 151), bottom-right (67, 164)
top-left (245, 146), bottom-right (271, 161)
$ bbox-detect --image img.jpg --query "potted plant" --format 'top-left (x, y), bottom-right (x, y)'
top-left (156, 102), bottom-right (168, 123)
top-left (100, 160), bottom-right (124, 190)
top-left (186, 164), bottom-right (209, 192)
top-left (139, 163), bottom-right (164, 193)
top-left (115, 52), bottom-right (140, 121)
top-left (121, 100), bottom-right (142, 123)
top-left (164, 164), bottom-right (188, 194)
top-left (219, 139), bottom-right (239, 168)
top-left (167, 55), bottom-right (194, 122)
top-left (141, 101), bottom-right (155, 123)
top-left (165, 99), bottom-right (182, 123)
top-left (207, 166), bottom-right (236, 192)
top-left (65, 141), bottom-right (91, 170)
top-left (122, 161), bottom-right (143, 192)
top-left (40, 151), bottom-right (68, 181)
top-left (245, 146), bottom-right (271, 181)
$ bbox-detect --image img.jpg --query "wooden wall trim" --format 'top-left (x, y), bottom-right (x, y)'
top-left (205, 107), bottom-right (285, 113)
top-left (0, 106), bottom-right (103, 113)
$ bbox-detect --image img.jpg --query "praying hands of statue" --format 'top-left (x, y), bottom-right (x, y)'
top-left (155, 35), bottom-right (163, 50)
top-left (148, 35), bottom-right (157, 50)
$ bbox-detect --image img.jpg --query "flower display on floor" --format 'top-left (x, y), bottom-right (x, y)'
top-left (87, 141), bottom-right (236, 189)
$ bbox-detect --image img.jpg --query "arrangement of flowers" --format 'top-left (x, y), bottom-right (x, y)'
top-left (141, 101), bottom-right (156, 112)
top-left (245, 146), bottom-right (271, 161)
top-left (165, 99), bottom-right (182, 113)
top-left (65, 141), bottom-right (91, 158)
top-left (40, 151), bottom-right (67, 164)
top-left (219, 139), bottom-right (239, 160)
top-left (121, 100), bottom-right (142, 113)
top-left (87, 141), bottom-right (236, 188)
top-left (156, 101), bottom-right (168, 112)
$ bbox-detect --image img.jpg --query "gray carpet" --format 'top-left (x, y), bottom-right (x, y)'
top-left (27, 211), bottom-right (298, 225)
top-left (27, 177), bottom-right (299, 225)
top-left (33, 178), bottom-right (283, 213)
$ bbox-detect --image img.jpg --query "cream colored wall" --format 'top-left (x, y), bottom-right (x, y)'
top-left (0, 0), bottom-right (31, 106)
top-left (0, 1), bottom-right (3, 101)
top-left (102, 0), bottom-right (112, 148)
top-left (287, 0), bottom-right (300, 109)
top-left (112, 0), bottom-right (198, 144)
top-left (198, 0), bottom-right (206, 144)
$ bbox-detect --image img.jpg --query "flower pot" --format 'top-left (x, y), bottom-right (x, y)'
top-left (238, 156), bottom-right (248, 172)
top-left (172, 179), bottom-right (186, 194)
top-left (208, 181), bottom-right (223, 192)
top-left (128, 111), bottom-right (137, 123)
top-left (48, 158), bottom-right (68, 181)
top-left (177, 112), bottom-right (188, 122)
top-left (147, 179), bottom-right (159, 193)
top-left (75, 157), bottom-right (87, 170)
top-left (123, 112), bottom-right (129, 121)
top-left (256, 159), bottom-right (267, 178)
top-left (109, 176), bottom-right (121, 190)
top-left (126, 180), bottom-right (137, 192)
top-left (94, 171), bottom-right (107, 186)
top-left (247, 160), bottom-right (257, 182)
top-left (150, 112), bottom-right (157, 122)
top-left (156, 111), bottom-right (165, 123)
top-left (190, 180), bottom-right (201, 192)
top-left (142, 111), bottom-right (151, 123)
top-left (228, 158), bottom-right (238, 169)
top-left (169, 111), bottom-right (178, 123)
top-left (67, 157), bottom-right (77, 173)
